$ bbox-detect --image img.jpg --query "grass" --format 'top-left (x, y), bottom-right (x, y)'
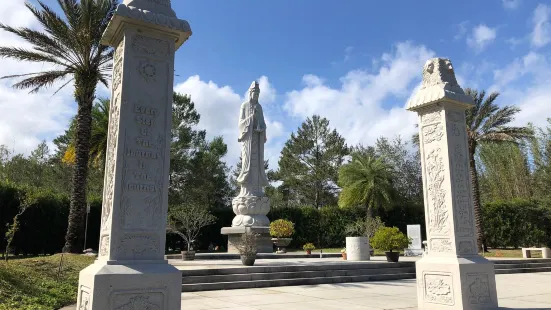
top-left (0, 254), bottom-right (94, 310)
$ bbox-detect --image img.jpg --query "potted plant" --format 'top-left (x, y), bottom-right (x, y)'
top-left (303, 243), bottom-right (315, 255)
top-left (341, 248), bottom-right (347, 260)
top-left (270, 219), bottom-right (295, 254)
top-left (371, 227), bottom-right (411, 262)
top-left (166, 204), bottom-right (216, 261)
top-left (235, 232), bottom-right (259, 266)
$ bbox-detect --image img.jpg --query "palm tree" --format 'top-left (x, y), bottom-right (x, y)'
top-left (465, 89), bottom-right (533, 252)
top-left (63, 99), bottom-right (110, 169)
top-left (0, 0), bottom-right (117, 253)
top-left (338, 153), bottom-right (394, 219)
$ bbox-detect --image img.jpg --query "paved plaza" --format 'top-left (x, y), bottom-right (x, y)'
top-left (179, 272), bottom-right (551, 310)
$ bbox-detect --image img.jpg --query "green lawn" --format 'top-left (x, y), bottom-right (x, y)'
top-left (0, 254), bottom-right (94, 310)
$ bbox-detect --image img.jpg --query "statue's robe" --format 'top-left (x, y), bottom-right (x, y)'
top-left (237, 100), bottom-right (269, 196)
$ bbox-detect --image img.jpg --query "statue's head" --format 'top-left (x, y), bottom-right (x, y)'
top-left (249, 81), bottom-right (260, 103)
top-left (421, 58), bottom-right (459, 90)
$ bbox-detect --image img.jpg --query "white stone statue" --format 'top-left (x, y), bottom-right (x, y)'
top-left (221, 81), bottom-right (272, 253)
top-left (231, 81), bottom-right (271, 228)
top-left (237, 81), bottom-right (270, 195)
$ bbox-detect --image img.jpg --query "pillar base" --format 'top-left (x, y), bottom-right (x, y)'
top-left (76, 261), bottom-right (181, 310)
top-left (221, 226), bottom-right (273, 254)
top-left (416, 256), bottom-right (498, 309)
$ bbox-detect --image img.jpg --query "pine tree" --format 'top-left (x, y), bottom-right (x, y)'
top-left (276, 115), bottom-right (349, 208)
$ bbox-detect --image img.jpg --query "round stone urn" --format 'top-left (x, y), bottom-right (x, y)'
top-left (345, 237), bottom-right (370, 261)
top-left (271, 238), bottom-right (292, 254)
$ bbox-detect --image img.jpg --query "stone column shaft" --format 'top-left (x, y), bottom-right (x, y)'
top-left (76, 2), bottom-right (191, 309)
top-left (408, 58), bottom-right (498, 310)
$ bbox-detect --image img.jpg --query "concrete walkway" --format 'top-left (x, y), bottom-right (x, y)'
top-left (61, 272), bottom-right (551, 309)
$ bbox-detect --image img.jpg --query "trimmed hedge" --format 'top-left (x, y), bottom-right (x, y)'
top-left (2, 180), bottom-right (549, 255)
top-left (482, 199), bottom-right (551, 248)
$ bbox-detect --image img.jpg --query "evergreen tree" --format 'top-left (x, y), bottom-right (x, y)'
top-left (276, 115), bottom-right (349, 208)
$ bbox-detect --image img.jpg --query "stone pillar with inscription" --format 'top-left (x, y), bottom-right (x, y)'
top-left (407, 58), bottom-right (498, 310)
top-left (76, 1), bottom-right (191, 309)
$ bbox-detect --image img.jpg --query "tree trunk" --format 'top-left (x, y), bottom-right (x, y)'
top-left (468, 149), bottom-right (485, 253)
top-left (64, 77), bottom-right (96, 254)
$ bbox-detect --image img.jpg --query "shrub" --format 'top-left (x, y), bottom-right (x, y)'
top-left (482, 200), bottom-right (551, 248)
top-left (270, 219), bottom-right (295, 238)
top-left (371, 227), bottom-right (411, 252)
top-left (303, 243), bottom-right (316, 251)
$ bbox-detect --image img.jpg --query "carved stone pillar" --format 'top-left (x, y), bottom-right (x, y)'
top-left (76, 1), bottom-right (191, 309)
top-left (407, 58), bottom-right (498, 310)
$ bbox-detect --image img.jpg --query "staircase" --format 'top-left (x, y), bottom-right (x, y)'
top-left (179, 258), bottom-right (551, 292)
top-left (493, 258), bottom-right (551, 274)
top-left (181, 261), bottom-right (416, 292)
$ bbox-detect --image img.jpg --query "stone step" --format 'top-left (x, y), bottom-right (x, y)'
top-left (495, 266), bottom-right (551, 274)
top-left (492, 262), bottom-right (551, 269)
top-left (181, 266), bottom-right (416, 284)
top-left (166, 253), bottom-right (342, 260)
top-left (181, 272), bottom-right (416, 292)
top-left (180, 262), bottom-right (414, 277)
top-left (492, 258), bottom-right (551, 264)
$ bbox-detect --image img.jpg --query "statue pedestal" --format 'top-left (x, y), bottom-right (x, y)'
top-left (221, 226), bottom-right (273, 254)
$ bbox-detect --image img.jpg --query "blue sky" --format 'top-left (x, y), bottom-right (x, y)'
top-left (0, 0), bottom-right (550, 170)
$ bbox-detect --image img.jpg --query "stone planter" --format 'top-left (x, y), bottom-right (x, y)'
top-left (271, 238), bottom-right (292, 254)
top-left (241, 254), bottom-right (256, 266)
top-left (385, 251), bottom-right (400, 262)
top-left (181, 251), bottom-right (196, 261)
top-left (345, 237), bottom-right (370, 261)
top-left (305, 250), bottom-right (312, 255)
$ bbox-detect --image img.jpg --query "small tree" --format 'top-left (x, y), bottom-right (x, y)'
top-left (167, 204), bottom-right (216, 252)
top-left (5, 187), bottom-right (39, 261)
top-left (345, 216), bottom-right (385, 239)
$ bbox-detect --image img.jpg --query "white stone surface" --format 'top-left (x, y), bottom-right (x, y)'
top-left (345, 237), bottom-right (370, 261)
top-left (405, 225), bottom-right (423, 257)
top-left (222, 82), bottom-right (272, 252)
top-left (76, 1), bottom-right (191, 309)
top-left (407, 58), bottom-right (498, 309)
top-left (63, 272), bottom-right (551, 309)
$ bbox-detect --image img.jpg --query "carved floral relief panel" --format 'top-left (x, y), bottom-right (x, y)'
top-left (78, 286), bottom-right (91, 310)
top-left (116, 233), bottom-right (160, 260)
top-left (430, 238), bottom-right (453, 253)
top-left (424, 273), bottom-right (454, 305)
top-left (425, 148), bottom-right (450, 236)
top-left (101, 97), bottom-right (121, 230)
top-left (448, 122), bottom-right (475, 238)
top-left (132, 35), bottom-right (169, 58)
top-left (468, 273), bottom-right (492, 304)
top-left (111, 290), bottom-right (165, 310)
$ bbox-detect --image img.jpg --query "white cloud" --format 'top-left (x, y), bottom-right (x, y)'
top-left (344, 46), bottom-right (354, 62)
top-left (487, 50), bottom-right (551, 129)
top-left (0, 0), bottom-right (76, 155)
top-left (502, 0), bottom-right (520, 10)
top-left (531, 4), bottom-right (551, 48)
top-left (174, 75), bottom-right (284, 168)
top-left (454, 21), bottom-right (470, 41)
top-left (467, 24), bottom-right (497, 52)
top-left (283, 41), bottom-right (434, 148)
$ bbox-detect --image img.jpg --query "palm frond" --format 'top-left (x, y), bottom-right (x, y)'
top-left (10, 70), bottom-right (71, 93)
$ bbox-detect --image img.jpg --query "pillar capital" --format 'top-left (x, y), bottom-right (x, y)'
top-left (407, 58), bottom-right (473, 112)
top-left (101, 2), bottom-right (191, 50)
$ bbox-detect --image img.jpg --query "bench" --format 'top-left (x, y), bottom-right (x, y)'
top-left (522, 247), bottom-right (551, 259)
